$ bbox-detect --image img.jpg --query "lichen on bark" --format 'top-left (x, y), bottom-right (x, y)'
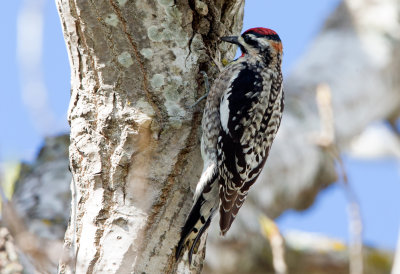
top-left (56, 0), bottom-right (244, 272)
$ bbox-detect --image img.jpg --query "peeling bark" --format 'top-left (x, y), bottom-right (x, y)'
top-left (56, 0), bottom-right (244, 273)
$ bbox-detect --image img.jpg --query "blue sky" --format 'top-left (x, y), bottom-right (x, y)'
top-left (1, 0), bottom-right (399, 250)
top-left (278, 155), bottom-right (400, 250)
top-left (1, 0), bottom-right (70, 161)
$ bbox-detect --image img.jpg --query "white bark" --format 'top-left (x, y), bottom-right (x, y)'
top-left (56, 0), bottom-right (244, 273)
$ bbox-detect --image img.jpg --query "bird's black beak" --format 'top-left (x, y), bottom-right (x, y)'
top-left (220, 36), bottom-right (240, 45)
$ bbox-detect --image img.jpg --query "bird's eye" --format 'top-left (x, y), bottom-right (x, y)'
top-left (243, 35), bottom-right (257, 47)
top-left (243, 35), bottom-right (251, 43)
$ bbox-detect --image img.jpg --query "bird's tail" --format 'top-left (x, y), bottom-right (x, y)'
top-left (176, 165), bottom-right (219, 263)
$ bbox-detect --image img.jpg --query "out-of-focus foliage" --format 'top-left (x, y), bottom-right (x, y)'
top-left (1, 163), bottom-right (22, 201)
top-left (204, 230), bottom-right (393, 274)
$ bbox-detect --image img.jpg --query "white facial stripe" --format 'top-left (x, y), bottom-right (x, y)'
top-left (238, 36), bottom-right (245, 45)
top-left (241, 34), bottom-right (282, 54)
top-left (257, 38), bottom-right (271, 48)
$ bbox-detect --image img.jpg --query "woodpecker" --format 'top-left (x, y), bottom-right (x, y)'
top-left (176, 27), bottom-right (284, 262)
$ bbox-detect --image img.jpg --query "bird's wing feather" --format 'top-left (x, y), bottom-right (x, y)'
top-left (217, 64), bottom-right (266, 234)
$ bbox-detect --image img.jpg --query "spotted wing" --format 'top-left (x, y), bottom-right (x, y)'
top-left (217, 65), bottom-right (270, 234)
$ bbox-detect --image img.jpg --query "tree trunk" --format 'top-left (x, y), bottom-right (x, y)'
top-left (56, 0), bottom-right (244, 273)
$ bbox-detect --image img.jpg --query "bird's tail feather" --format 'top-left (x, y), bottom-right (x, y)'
top-left (176, 194), bottom-right (214, 263)
top-left (219, 192), bottom-right (247, 235)
top-left (176, 163), bottom-right (219, 263)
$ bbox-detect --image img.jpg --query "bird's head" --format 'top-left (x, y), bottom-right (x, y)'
top-left (221, 27), bottom-right (282, 64)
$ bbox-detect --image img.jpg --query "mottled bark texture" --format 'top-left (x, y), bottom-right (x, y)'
top-left (56, 0), bottom-right (244, 273)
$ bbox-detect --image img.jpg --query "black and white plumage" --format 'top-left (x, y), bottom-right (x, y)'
top-left (176, 27), bottom-right (284, 262)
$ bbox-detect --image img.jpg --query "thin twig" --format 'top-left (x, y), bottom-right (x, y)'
top-left (259, 215), bottom-right (287, 274)
top-left (315, 83), bottom-right (364, 274)
top-left (392, 227), bottom-right (400, 274)
top-left (335, 148), bottom-right (363, 274)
